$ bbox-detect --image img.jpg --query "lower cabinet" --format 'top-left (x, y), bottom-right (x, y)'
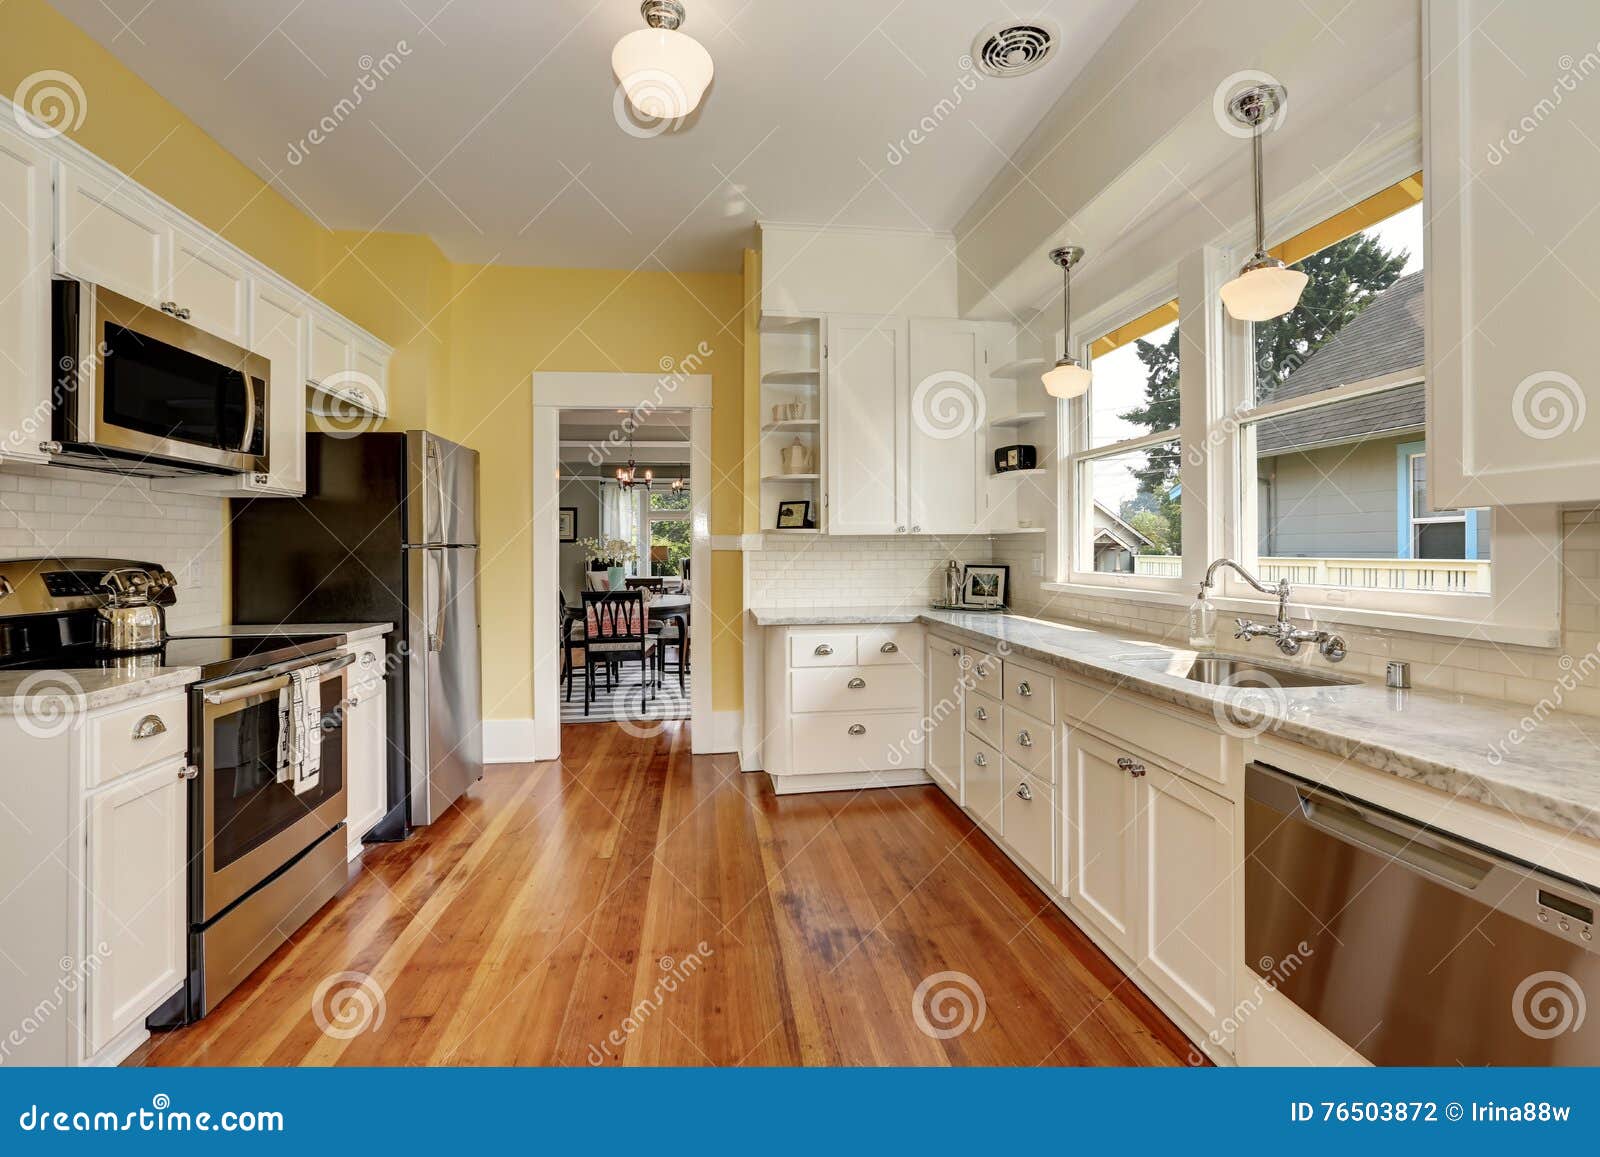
top-left (964, 735), bottom-right (1004, 831)
top-left (1002, 761), bottom-right (1056, 887)
top-left (1065, 728), bottom-right (1142, 957)
top-left (84, 758), bottom-right (186, 1056)
top-left (344, 638), bottom-right (390, 860)
top-left (925, 635), bottom-right (965, 804)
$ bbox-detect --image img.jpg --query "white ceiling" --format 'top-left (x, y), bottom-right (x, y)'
top-left (48, 0), bottom-right (1134, 271)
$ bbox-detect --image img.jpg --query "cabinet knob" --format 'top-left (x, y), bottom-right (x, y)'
top-left (910, 525), bottom-right (921, 534)
top-left (846, 677), bottom-right (866, 689)
top-left (1015, 781), bottom-right (1033, 801)
top-left (879, 641), bottom-right (899, 654)
top-left (160, 300), bottom-right (179, 315)
top-left (360, 651), bottom-right (377, 667)
top-left (950, 648), bottom-right (960, 657)
top-left (895, 526), bottom-right (906, 534)
top-left (847, 723), bottom-right (866, 736)
top-left (1017, 681), bottom-right (1032, 697)
top-left (1018, 730), bottom-right (1033, 748)
top-left (973, 752), bottom-right (987, 767)
top-left (1116, 756), bottom-right (1146, 778)
top-left (132, 714), bottom-right (167, 739)
top-left (814, 644), bottom-right (833, 656)
top-left (975, 706), bottom-right (988, 721)
top-left (178, 765), bottom-right (199, 780)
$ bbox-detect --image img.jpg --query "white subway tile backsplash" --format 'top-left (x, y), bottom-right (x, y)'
top-left (748, 534), bottom-right (997, 610)
top-left (0, 463), bottom-right (225, 632)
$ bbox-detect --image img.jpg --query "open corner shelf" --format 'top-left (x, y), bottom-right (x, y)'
top-left (762, 473), bottom-right (820, 483)
top-left (989, 357), bottom-right (1048, 381)
top-left (989, 410), bottom-right (1048, 428)
top-left (991, 467), bottom-right (1048, 479)
top-left (988, 526), bottom-right (1047, 535)
top-left (762, 369), bottom-right (821, 384)
top-left (762, 419), bottom-right (820, 433)
top-left (767, 527), bottom-right (821, 535)
top-left (760, 315), bottom-right (821, 335)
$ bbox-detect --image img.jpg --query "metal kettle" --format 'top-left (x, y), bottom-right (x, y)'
top-left (94, 567), bottom-right (174, 653)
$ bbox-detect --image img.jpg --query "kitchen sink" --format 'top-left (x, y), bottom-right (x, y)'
top-left (1117, 652), bottom-right (1360, 689)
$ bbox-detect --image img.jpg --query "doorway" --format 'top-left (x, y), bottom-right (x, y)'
top-left (531, 373), bottom-right (713, 759)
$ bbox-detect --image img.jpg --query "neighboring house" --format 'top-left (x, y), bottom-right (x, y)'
top-left (1093, 501), bottom-right (1153, 573)
top-left (1253, 273), bottom-right (1488, 562)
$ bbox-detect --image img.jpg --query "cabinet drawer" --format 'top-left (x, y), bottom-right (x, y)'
top-left (789, 711), bottom-right (921, 774)
top-left (87, 693), bottom-right (187, 787)
top-left (1003, 762), bottom-right (1056, 886)
top-left (792, 665), bottom-right (920, 714)
top-left (1003, 708), bottom-right (1053, 783)
top-left (964, 688), bottom-right (1001, 749)
top-left (1064, 679), bottom-right (1233, 791)
top-left (1003, 662), bottom-right (1055, 723)
top-left (858, 626), bottom-right (923, 666)
top-left (964, 734), bottom-right (1003, 831)
top-left (789, 631), bottom-right (857, 667)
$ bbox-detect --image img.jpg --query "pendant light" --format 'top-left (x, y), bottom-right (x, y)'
top-left (1041, 245), bottom-right (1092, 400)
top-left (616, 430), bottom-right (654, 491)
top-left (612, 1), bottom-right (714, 121)
top-left (1219, 83), bottom-right (1308, 322)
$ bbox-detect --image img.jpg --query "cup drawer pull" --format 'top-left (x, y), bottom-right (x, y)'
top-left (847, 677), bottom-right (866, 689)
top-left (879, 641), bottom-right (899, 654)
top-left (132, 714), bottom-right (167, 739)
top-left (1015, 781), bottom-right (1033, 801)
top-left (975, 706), bottom-right (988, 721)
top-left (848, 723), bottom-right (866, 736)
top-left (1018, 730), bottom-right (1033, 748)
top-left (814, 644), bottom-right (834, 656)
top-left (973, 752), bottom-right (987, 767)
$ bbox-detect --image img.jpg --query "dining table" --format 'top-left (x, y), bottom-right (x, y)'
top-left (648, 593), bottom-right (690, 625)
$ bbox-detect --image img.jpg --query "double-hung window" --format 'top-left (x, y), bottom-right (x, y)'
top-left (1064, 299), bottom-right (1184, 588)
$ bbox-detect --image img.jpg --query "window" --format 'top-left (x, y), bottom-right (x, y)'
top-left (1238, 175), bottom-right (1493, 597)
top-left (645, 485), bottom-right (691, 576)
top-left (1067, 299), bottom-right (1183, 583)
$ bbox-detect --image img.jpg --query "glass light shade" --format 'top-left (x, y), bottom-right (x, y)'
top-left (1041, 359), bottom-right (1092, 400)
top-left (1220, 263), bottom-right (1309, 322)
top-left (612, 28), bottom-right (714, 119)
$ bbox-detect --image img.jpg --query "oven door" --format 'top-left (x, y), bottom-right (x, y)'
top-left (196, 655), bottom-right (352, 924)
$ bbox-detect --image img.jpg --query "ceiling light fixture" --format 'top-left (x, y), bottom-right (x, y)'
top-left (612, 1), bottom-right (714, 121)
top-left (1219, 83), bottom-right (1308, 322)
top-left (1042, 245), bottom-right (1091, 400)
top-left (616, 430), bottom-right (654, 491)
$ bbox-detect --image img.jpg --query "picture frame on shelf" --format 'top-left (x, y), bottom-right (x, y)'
top-left (776, 500), bottom-right (812, 530)
top-left (558, 507), bottom-right (578, 542)
top-left (962, 563), bottom-right (1009, 608)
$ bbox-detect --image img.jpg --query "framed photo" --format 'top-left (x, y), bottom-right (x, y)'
top-left (775, 500), bottom-right (811, 529)
top-left (961, 563), bottom-right (1009, 608)
top-left (558, 507), bottom-right (578, 543)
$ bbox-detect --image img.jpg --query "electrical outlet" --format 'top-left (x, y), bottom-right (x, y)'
top-left (1031, 554), bottom-right (1043, 576)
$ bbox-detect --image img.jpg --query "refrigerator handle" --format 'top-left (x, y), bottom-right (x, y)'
top-left (426, 437), bottom-right (446, 546)
top-left (430, 551), bottom-right (447, 653)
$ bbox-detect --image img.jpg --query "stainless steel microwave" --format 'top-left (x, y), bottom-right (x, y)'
top-left (49, 279), bottom-right (269, 476)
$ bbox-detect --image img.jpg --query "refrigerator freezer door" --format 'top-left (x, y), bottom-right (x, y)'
top-left (406, 546), bottom-right (484, 824)
top-left (407, 431), bottom-right (479, 547)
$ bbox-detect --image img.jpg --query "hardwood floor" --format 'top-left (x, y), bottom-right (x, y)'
top-left (129, 722), bottom-right (1196, 1066)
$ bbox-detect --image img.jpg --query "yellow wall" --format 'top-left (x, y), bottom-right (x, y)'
top-left (2, 0), bottom-right (747, 721)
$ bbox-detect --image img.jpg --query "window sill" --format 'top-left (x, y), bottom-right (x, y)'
top-left (1037, 581), bottom-right (1560, 649)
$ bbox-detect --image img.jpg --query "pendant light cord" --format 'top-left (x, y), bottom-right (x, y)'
top-left (1062, 259), bottom-right (1072, 359)
top-left (1252, 123), bottom-right (1265, 256)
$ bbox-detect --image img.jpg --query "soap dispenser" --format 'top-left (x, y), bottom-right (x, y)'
top-left (1188, 588), bottom-right (1218, 648)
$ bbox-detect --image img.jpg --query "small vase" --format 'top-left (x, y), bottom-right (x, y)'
top-left (606, 565), bottom-right (626, 590)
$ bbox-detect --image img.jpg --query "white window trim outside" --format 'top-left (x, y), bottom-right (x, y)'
top-left (1057, 280), bottom-right (1186, 594)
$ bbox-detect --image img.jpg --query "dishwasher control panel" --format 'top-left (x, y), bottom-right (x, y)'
top-left (1537, 888), bottom-right (1596, 944)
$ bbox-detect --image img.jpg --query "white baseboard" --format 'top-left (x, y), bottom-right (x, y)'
top-left (768, 767), bottom-right (931, 795)
top-left (484, 718), bottom-right (539, 764)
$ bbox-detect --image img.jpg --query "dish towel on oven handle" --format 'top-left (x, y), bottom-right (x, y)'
top-left (288, 665), bottom-right (322, 796)
top-left (275, 686), bottom-right (293, 785)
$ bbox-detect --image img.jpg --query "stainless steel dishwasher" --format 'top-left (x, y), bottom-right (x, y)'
top-left (1246, 761), bottom-right (1599, 1065)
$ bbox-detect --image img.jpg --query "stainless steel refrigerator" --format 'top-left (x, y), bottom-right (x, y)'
top-left (230, 430), bottom-right (483, 832)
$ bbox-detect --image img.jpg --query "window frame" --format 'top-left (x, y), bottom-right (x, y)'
top-left (1060, 286), bottom-right (1187, 594)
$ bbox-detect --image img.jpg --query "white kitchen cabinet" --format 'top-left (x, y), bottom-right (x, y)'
top-left (0, 131), bottom-right (53, 464)
top-left (925, 635), bottom-right (965, 804)
top-left (1425, 0), bottom-right (1600, 505)
top-left (344, 637), bottom-right (390, 859)
top-left (1139, 764), bottom-right (1234, 1037)
top-left (84, 757), bottom-right (186, 1056)
top-left (825, 314), bottom-right (907, 534)
top-left (352, 338), bottom-right (391, 417)
top-left (1066, 727), bottom-right (1142, 958)
top-left (54, 163), bottom-right (169, 308)
top-left (309, 311), bottom-right (355, 389)
top-left (168, 223), bottom-right (250, 345)
top-left (907, 318), bottom-right (984, 534)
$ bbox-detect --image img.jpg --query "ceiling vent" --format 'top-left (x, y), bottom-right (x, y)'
top-left (972, 19), bottom-right (1059, 78)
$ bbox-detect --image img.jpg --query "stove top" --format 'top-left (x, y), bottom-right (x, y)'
top-left (0, 633), bottom-right (343, 681)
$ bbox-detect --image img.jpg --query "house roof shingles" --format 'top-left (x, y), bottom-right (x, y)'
top-left (1255, 270), bottom-right (1425, 455)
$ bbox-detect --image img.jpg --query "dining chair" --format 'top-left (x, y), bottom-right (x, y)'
top-left (580, 590), bottom-right (656, 714)
top-left (655, 611), bottom-right (689, 693)
top-left (625, 576), bottom-right (664, 592)
top-left (560, 592), bottom-right (588, 702)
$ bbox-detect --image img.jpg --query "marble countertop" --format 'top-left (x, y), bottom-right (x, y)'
top-left (921, 610), bottom-right (1600, 842)
top-left (170, 622), bottom-right (393, 642)
top-left (0, 666), bottom-right (202, 716)
top-left (749, 605), bottom-right (929, 626)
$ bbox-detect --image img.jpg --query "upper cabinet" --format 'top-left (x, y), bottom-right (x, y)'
top-left (907, 318), bottom-right (984, 535)
top-left (0, 133), bottom-right (53, 465)
top-left (247, 281), bottom-right (310, 495)
top-left (168, 224), bottom-right (250, 346)
top-left (826, 314), bottom-right (907, 535)
top-left (308, 311), bottom-right (389, 418)
top-left (1425, 0), bottom-right (1600, 506)
top-left (54, 165), bottom-right (168, 308)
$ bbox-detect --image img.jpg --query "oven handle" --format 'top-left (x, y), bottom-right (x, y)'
top-left (201, 651), bottom-right (355, 705)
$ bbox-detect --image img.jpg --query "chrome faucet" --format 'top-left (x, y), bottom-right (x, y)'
top-left (1198, 558), bottom-right (1346, 661)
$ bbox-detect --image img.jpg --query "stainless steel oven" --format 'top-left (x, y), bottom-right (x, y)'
top-left (183, 650), bottom-right (356, 1018)
top-left (49, 279), bottom-right (268, 476)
